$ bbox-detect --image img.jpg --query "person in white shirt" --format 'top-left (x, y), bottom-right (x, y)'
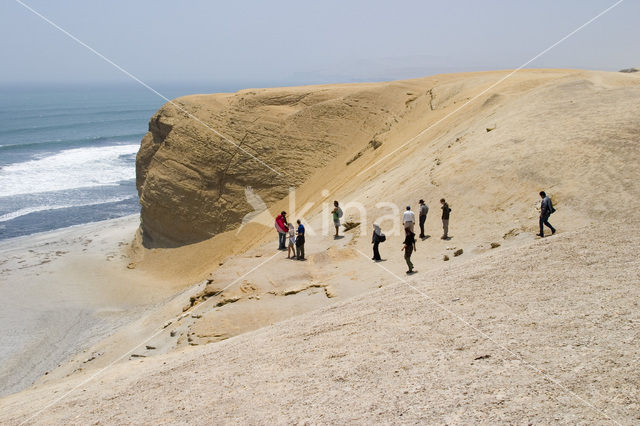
top-left (402, 205), bottom-right (415, 233)
top-left (287, 223), bottom-right (296, 259)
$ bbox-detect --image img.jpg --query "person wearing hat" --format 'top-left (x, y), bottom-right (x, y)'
top-left (418, 199), bottom-right (429, 238)
top-left (274, 211), bottom-right (289, 250)
top-left (440, 199), bottom-right (451, 239)
top-left (402, 205), bottom-right (415, 233)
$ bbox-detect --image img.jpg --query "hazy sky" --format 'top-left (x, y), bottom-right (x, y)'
top-left (1, 0), bottom-right (638, 86)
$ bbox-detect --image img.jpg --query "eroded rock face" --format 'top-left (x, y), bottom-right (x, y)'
top-left (136, 83), bottom-right (421, 246)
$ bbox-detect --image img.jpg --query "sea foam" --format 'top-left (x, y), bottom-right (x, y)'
top-left (0, 144), bottom-right (139, 197)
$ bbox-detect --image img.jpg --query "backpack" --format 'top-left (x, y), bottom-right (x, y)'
top-left (337, 207), bottom-right (343, 218)
top-left (378, 233), bottom-right (386, 243)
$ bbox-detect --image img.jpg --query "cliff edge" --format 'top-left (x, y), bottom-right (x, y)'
top-left (136, 82), bottom-right (429, 246)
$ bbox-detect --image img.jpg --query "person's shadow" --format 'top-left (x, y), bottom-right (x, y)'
top-left (334, 235), bottom-right (345, 240)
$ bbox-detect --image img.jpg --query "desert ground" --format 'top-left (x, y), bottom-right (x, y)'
top-left (1, 69), bottom-right (639, 424)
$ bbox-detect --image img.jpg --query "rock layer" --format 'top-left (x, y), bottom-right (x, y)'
top-left (136, 83), bottom-right (426, 246)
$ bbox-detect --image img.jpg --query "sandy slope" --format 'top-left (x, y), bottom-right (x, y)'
top-left (1, 69), bottom-right (640, 422)
top-left (1, 220), bottom-right (638, 424)
top-left (128, 68), bottom-right (640, 284)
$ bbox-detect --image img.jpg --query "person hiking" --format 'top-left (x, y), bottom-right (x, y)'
top-left (538, 191), bottom-right (556, 237)
top-left (440, 199), bottom-right (451, 239)
top-left (371, 223), bottom-right (385, 261)
top-left (418, 199), bottom-right (429, 238)
top-left (402, 205), bottom-right (415, 233)
top-left (287, 222), bottom-right (296, 259)
top-left (296, 219), bottom-right (306, 260)
top-left (401, 227), bottom-right (417, 274)
top-left (275, 211), bottom-right (289, 250)
top-left (332, 201), bottom-right (342, 238)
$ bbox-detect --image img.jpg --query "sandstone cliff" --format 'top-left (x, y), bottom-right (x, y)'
top-left (136, 82), bottom-right (432, 246)
top-left (137, 70), bottom-right (640, 249)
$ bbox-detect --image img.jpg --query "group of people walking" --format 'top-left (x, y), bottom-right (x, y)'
top-left (375, 198), bottom-right (451, 274)
top-left (274, 192), bottom-right (555, 274)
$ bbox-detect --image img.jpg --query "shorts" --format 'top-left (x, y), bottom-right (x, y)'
top-left (333, 219), bottom-right (340, 227)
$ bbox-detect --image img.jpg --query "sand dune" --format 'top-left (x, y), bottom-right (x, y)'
top-left (1, 69), bottom-right (640, 423)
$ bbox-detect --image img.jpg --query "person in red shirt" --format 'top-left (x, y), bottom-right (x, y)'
top-left (275, 211), bottom-right (289, 250)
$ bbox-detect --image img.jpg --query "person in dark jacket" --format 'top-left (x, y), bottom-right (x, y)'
top-left (402, 227), bottom-right (417, 274)
top-left (371, 223), bottom-right (383, 261)
top-left (440, 199), bottom-right (451, 240)
top-left (538, 191), bottom-right (556, 237)
top-left (418, 199), bottom-right (429, 238)
top-left (295, 219), bottom-right (306, 260)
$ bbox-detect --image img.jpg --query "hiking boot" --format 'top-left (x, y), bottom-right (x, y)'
top-left (551, 228), bottom-right (556, 234)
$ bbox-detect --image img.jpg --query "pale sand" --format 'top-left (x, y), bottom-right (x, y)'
top-left (0, 215), bottom-right (191, 397)
top-left (1, 69), bottom-right (639, 422)
top-left (1, 220), bottom-right (638, 424)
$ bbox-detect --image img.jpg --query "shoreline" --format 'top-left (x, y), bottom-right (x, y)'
top-left (0, 214), bottom-right (184, 397)
top-left (0, 213), bottom-right (141, 248)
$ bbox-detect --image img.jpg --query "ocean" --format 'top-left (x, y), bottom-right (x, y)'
top-left (0, 83), bottom-right (237, 241)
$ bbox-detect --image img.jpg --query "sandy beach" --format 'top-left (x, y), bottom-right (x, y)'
top-left (0, 215), bottom-right (192, 397)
